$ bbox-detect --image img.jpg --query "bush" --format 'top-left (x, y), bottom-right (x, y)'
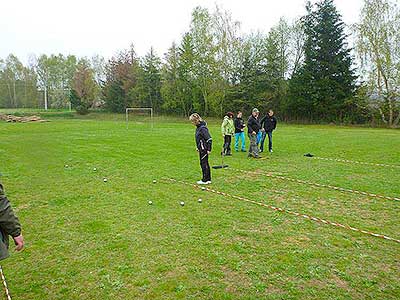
top-left (76, 105), bottom-right (89, 115)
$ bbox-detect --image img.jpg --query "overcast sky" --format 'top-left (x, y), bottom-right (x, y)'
top-left (1, 0), bottom-right (364, 63)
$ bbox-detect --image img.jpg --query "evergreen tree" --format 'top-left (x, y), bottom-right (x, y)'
top-left (161, 42), bottom-right (195, 116)
top-left (236, 34), bottom-right (269, 111)
top-left (102, 46), bottom-right (139, 112)
top-left (288, 0), bottom-right (357, 122)
top-left (132, 47), bottom-right (162, 112)
top-left (104, 80), bottom-right (126, 113)
top-left (177, 33), bottom-right (200, 115)
top-left (161, 43), bottom-right (180, 114)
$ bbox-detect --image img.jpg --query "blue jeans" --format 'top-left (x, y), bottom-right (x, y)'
top-left (234, 132), bottom-right (246, 151)
top-left (256, 131), bottom-right (262, 145)
top-left (260, 131), bottom-right (273, 152)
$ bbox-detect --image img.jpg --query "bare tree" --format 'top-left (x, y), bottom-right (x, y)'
top-left (289, 18), bottom-right (306, 78)
top-left (355, 0), bottom-right (400, 127)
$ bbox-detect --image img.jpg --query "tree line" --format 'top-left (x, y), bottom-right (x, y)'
top-left (0, 0), bottom-right (399, 127)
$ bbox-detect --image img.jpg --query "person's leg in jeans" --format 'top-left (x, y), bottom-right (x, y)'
top-left (268, 131), bottom-right (273, 152)
top-left (260, 131), bottom-right (267, 152)
top-left (240, 132), bottom-right (246, 151)
top-left (256, 131), bottom-right (262, 145)
top-left (234, 133), bottom-right (240, 151)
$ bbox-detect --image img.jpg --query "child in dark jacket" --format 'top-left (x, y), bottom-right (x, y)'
top-left (189, 113), bottom-right (213, 185)
top-left (234, 111), bottom-right (246, 152)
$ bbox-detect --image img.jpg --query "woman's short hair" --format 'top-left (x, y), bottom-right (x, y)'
top-left (189, 113), bottom-right (202, 122)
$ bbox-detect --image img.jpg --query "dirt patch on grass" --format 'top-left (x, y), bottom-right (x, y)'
top-left (234, 223), bottom-right (274, 235)
top-left (265, 284), bottom-right (285, 295)
top-left (221, 265), bottom-right (252, 293)
top-left (331, 274), bottom-right (349, 290)
top-left (284, 235), bottom-right (311, 246)
top-left (15, 203), bottom-right (31, 212)
top-left (306, 278), bottom-right (327, 288)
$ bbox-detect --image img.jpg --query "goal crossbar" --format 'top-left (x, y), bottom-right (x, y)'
top-left (125, 107), bottom-right (153, 129)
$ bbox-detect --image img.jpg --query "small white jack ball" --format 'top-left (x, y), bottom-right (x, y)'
top-left (198, 198), bottom-right (202, 203)
top-left (148, 201), bottom-right (153, 205)
top-left (93, 167), bottom-right (97, 171)
top-left (64, 164), bottom-right (68, 168)
top-left (180, 201), bottom-right (185, 206)
top-left (103, 178), bottom-right (108, 182)
top-left (152, 180), bottom-right (157, 184)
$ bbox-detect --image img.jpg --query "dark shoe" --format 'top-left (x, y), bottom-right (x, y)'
top-left (241, 149), bottom-right (246, 152)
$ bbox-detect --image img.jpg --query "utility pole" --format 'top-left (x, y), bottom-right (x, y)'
top-left (68, 89), bottom-right (72, 111)
top-left (44, 85), bottom-right (48, 110)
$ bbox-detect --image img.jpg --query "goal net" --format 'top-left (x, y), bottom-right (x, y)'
top-left (125, 107), bottom-right (153, 129)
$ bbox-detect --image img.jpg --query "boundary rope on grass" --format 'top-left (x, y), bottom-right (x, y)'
top-left (231, 167), bottom-right (400, 202)
top-left (0, 266), bottom-right (11, 300)
top-left (163, 178), bottom-right (400, 244)
top-left (308, 156), bottom-right (400, 169)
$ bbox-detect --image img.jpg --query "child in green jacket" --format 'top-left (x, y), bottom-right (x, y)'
top-left (221, 112), bottom-right (235, 156)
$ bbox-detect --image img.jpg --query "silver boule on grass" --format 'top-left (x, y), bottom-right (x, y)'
top-left (148, 201), bottom-right (153, 205)
top-left (198, 198), bottom-right (202, 203)
top-left (180, 201), bottom-right (185, 206)
top-left (103, 178), bottom-right (108, 182)
top-left (153, 180), bottom-right (157, 184)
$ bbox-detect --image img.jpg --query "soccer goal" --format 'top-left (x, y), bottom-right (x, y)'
top-left (125, 107), bottom-right (154, 129)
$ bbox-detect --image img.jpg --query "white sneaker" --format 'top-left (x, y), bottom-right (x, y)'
top-left (197, 180), bottom-right (208, 185)
top-left (270, 149), bottom-right (273, 153)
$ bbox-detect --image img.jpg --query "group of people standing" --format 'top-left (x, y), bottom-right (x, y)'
top-left (190, 108), bottom-right (277, 184)
top-left (221, 108), bottom-right (277, 158)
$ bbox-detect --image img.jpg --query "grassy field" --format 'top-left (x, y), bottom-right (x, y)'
top-left (0, 112), bottom-right (399, 299)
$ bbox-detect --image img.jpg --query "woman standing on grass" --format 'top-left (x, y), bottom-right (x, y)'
top-left (221, 112), bottom-right (235, 156)
top-left (189, 113), bottom-right (213, 185)
top-left (234, 111), bottom-right (246, 152)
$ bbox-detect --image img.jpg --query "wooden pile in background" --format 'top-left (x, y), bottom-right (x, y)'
top-left (0, 114), bottom-right (47, 123)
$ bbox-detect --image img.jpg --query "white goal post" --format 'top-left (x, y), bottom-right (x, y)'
top-left (125, 107), bottom-right (154, 129)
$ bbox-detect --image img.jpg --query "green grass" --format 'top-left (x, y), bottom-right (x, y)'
top-left (0, 113), bottom-right (399, 299)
